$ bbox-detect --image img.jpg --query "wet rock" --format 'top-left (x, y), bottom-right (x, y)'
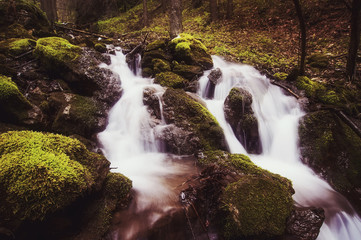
top-left (224, 87), bottom-right (261, 154)
top-left (286, 207), bottom-right (325, 240)
top-left (173, 63), bottom-right (203, 81)
top-left (143, 87), bottom-right (162, 120)
top-left (204, 68), bottom-right (222, 99)
top-left (299, 110), bottom-right (361, 215)
top-left (162, 88), bottom-right (227, 154)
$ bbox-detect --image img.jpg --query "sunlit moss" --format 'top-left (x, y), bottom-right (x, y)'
top-left (0, 131), bottom-right (95, 221)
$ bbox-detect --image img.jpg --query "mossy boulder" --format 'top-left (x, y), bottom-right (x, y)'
top-left (152, 58), bottom-right (171, 74)
top-left (34, 37), bottom-right (82, 72)
top-left (0, 38), bottom-right (36, 56)
top-left (170, 33), bottom-right (213, 70)
top-left (0, 0), bottom-right (50, 37)
top-left (50, 93), bottom-right (105, 138)
top-left (295, 76), bottom-right (340, 105)
top-left (222, 175), bottom-right (293, 239)
top-left (0, 130), bottom-right (110, 222)
top-left (94, 43), bottom-right (107, 53)
top-left (162, 88), bottom-right (226, 154)
top-left (224, 87), bottom-right (261, 154)
top-left (154, 71), bottom-right (187, 89)
top-left (0, 74), bottom-right (32, 123)
top-left (173, 62), bottom-right (203, 80)
top-left (299, 110), bottom-right (361, 214)
top-left (180, 151), bottom-right (294, 240)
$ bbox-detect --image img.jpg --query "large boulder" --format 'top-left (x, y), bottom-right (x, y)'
top-left (0, 0), bottom-right (51, 38)
top-left (299, 110), bottom-right (361, 214)
top-left (0, 131), bottom-right (108, 223)
top-left (224, 87), bottom-right (261, 154)
top-left (161, 88), bottom-right (227, 154)
top-left (34, 37), bottom-right (121, 103)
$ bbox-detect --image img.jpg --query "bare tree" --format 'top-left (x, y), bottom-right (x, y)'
top-left (292, 0), bottom-right (306, 75)
top-left (226, 0), bottom-right (233, 19)
top-left (210, 0), bottom-right (218, 22)
top-left (169, 0), bottom-right (182, 38)
top-left (346, 0), bottom-right (361, 81)
top-left (143, 0), bottom-right (148, 27)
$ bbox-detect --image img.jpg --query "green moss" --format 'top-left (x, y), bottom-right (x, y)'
top-left (104, 172), bottom-right (132, 202)
top-left (0, 75), bottom-right (32, 122)
top-left (52, 94), bottom-right (99, 137)
top-left (222, 175), bottom-right (293, 239)
top-left (171, 33), bottom-right (207, 52)
top-left (299, 111), bottom-right (361, 207)
top-left (34, 37), bottom-right (82, 71)
top-left (94, 43), bottom-right (106, 53)
top-left (145, 40), bottom-right (166, 52)
top-left (273, 72), bottom-right (288, 81)
top-left (175, 41), bottom-right (191, 53)
top-left (172, 62), bottom-right (203, 80)
top-left (9, 38), bottom-right (36, 55)
top-left (152, 58), bottom-right (171, 73)
top-left (0, 23), bottom-right (32, 39)
top-left (163, 88), bottom-right (225, 151)
top-left (154, 72), bottom-right (187, 88)
top-left (319, 90), bottom-right (340, 105)
top-left (296, 76), bottom-right (325, 98)
top-left (0, 131), bottom-right (95, 221)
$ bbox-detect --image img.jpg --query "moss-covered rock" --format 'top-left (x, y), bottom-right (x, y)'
top-left (0, 74), bottom-right (32, 123)
top-left (224, 87), bottom-right (261, 154)
top-left (50, 93), bottom-right (104, 138)
top-left (0, 131), bottom-right (109, 222)
top-left (299, 110), bottom-right (361, 214)
top-left (172, 62), bottom-right (203, 80)
top-left (152, 58), bottom-right (171, 73)
top-left (222, 175), bottom-right (293, 239)
top-left (94, 43), bottom-right (107, 53)
top-left (0, 0), bottom-right (50, 37)
top-left (34, 37), bottom-right (82, 72)
top-left (154, 71), bottom-right (187, 88)
top-left (0, 23), bottom-right (32, 39)
top-left (170, 33), bottom-right (213, 70)
top-left (162, 88), bottom-right (226, 154)
top-left (0, 38), bottom-right (36, 56)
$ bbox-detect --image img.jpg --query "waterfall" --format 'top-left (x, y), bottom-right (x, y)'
top-left (99, 48), bottom-right (361, 239)
top-left (98, 49), bottom-right (196, 239)
top-left (199, 56), bottom-right (361, 240)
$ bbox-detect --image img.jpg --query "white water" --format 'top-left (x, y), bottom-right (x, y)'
top-left (98, 48), bottom-right (361, 239)
top-left (98, 49), bottom-right (195, 239)
top-left (199, 56), bottom-right (361, 240)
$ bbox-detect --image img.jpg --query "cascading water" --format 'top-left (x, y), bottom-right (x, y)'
top-left (98, 46), bottom-right (361, 239)
top-left (199, 56), bottom-right (361, 240)
top-left (98, 49), bottom-right (196, 240)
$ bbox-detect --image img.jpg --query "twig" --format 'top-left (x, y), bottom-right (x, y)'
top-left (16, 59), bottom-right (37, 68)
top-left (270, 80), bottom-right (300, 99)
top-left (183, 206), bottom-right (196, 240)
top-left (335, 110), bottom-right (361, 139)
top-left (189, 202), bottom-right (210, 240)
top-left (14, 49), bottom-right (34, 59)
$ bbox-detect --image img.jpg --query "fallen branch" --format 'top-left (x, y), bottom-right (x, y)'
top-left (270, 80), bottom-right (300, 99)
top-left (189, 202), bottom-right (211, 240)
top-left (54, 24), bottom-right (110, 39)
top-left (14, 49), bottom-right (34, 59)
top-left (335, 110), bottom-right (361, 139)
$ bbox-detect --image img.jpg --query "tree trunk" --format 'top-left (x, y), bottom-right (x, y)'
top-left (210, 0), bottom-right (218, 22)
top-left (226, 0), bottom-right (233, 19)
top-left (143, 0), bottom-right (148, 27)
top-left (162, 0), bottom-right (168, 12)
top-left (346, 0), bottom-right (361, 81)
top-left (169, 0), bottom-right (183, 39)
top-left (292, 0), bottom-right (306, 75)
top-left (40, 0), bottom-right (58, 22)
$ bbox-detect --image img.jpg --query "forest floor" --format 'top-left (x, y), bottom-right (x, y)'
top-left (88, 0), bottom-right (361, 117)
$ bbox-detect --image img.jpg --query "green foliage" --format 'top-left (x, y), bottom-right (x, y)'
top-left (307, 53), bottom-right (329, 68)
top-left (222, 175), bottom-right (293, 239)
top-left (34, 37), bottom-right (82, 71)
top-left (273, 72), bottom-right (288, 81)
top-left (154, 72), bottom-right (187, 88)
top-left (0, 131), bottom-right (94, 221)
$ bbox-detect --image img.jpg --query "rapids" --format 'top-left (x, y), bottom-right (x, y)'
top-left (99, 49), bottom-right (361, 239)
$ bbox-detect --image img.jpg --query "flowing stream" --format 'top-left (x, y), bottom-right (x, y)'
top-left (99, 49), bottom-right (361, 239)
